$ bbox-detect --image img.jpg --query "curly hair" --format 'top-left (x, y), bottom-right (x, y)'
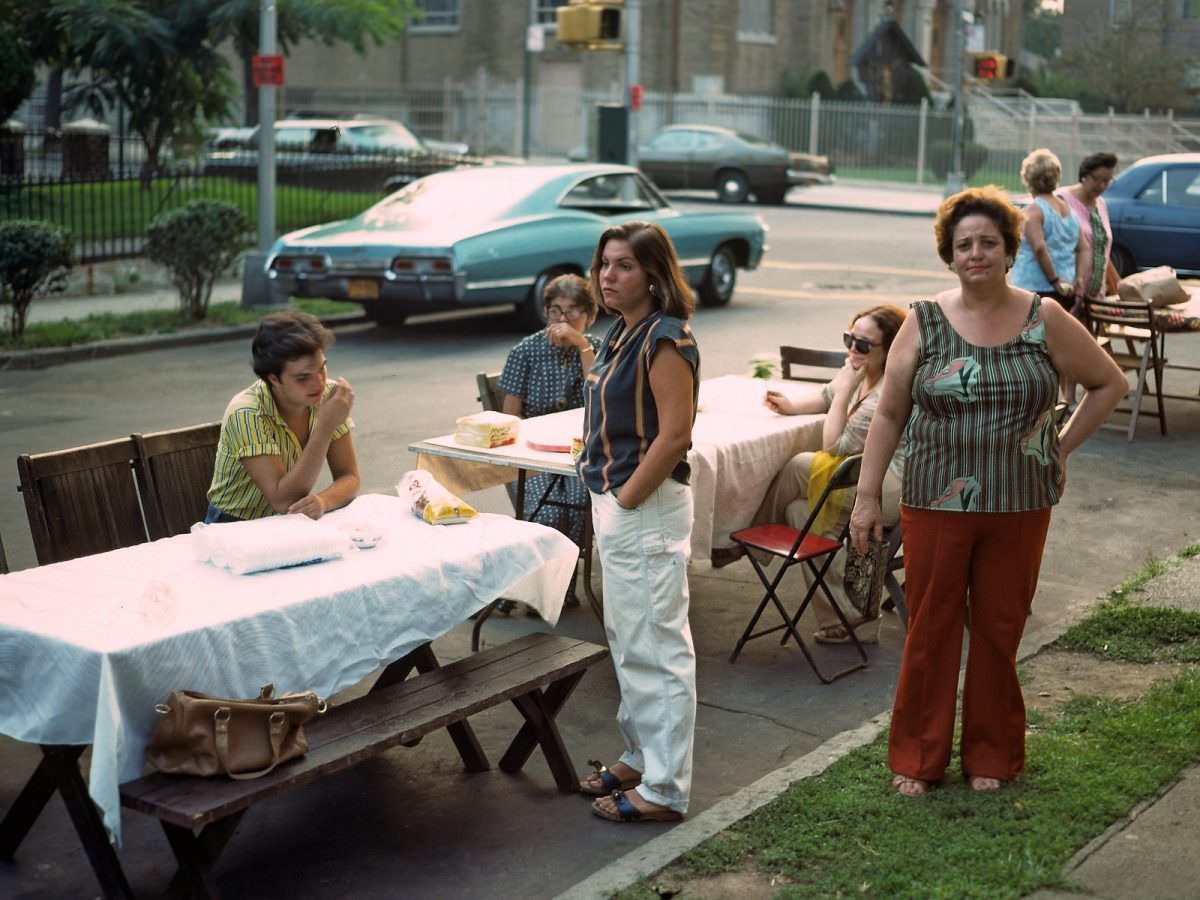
top-left (1078, 151), bottom-right (1118, 181)
top-left (933, 185), bottom-right (1023, 265)
top-left (1019, 148), bottom-right (1062, 195)
top-left (543, 273), bottom-right (598, 322)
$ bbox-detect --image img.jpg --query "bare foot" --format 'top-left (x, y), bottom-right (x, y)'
top-left (968, 775), bottom-right (1004, 792)
top-left (891, 774), bottom-right (929, 797)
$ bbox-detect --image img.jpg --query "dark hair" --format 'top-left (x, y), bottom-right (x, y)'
top-left (851, 304), bottom-right (906, 369)
top-left (543, 273), bottom-right (597, 322)
top-left (1079, 151), bottom-right (1118, 181)
top-left (933, 185), bottom-right (1023, 265)
top-left (589, 221), bottom-right (694, 320)
top-left (251, 310), bottom-right (334, 381)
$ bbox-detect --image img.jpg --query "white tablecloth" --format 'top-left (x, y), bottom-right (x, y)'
top-left (0, 493), bottom-right (578, 844)
top-left (411, 375), bottom-right (824, 562)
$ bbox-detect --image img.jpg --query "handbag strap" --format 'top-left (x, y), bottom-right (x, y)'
top-left (213, 707), bottom-right (292, 780)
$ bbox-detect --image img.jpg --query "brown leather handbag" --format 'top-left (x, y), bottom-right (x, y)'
top-left (146, 683), bottom-right (326, 779)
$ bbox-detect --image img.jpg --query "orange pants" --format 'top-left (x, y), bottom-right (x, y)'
top-left (889, 505), bottom-right (1051, 783)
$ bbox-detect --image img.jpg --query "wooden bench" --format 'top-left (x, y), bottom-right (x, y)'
top-left (120, 632), bottom-right (608, 898)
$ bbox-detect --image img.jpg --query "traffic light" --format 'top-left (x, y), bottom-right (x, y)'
top-left (556, 1), bottom-right (623, 50)
top-left (971, 51), bottom-right (1011, 81)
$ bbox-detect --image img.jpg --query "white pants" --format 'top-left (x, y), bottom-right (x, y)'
top-left (590, 480), bottom-right (696, 813)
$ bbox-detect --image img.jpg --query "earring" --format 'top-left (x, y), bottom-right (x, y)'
top-left (648, 283), bottom-right (655, 294)
top-left (1006, 256), bottom-right (1014, 271)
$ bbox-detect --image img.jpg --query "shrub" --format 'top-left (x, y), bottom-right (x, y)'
top-left (0, 220), bottom-right (72, 341)
top-left (927, 139), bottom-right (990, 181)
top-left (145, 200), bottom-right (249, 320)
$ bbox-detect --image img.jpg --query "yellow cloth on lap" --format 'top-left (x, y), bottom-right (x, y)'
top-left (808, 451), bottom-right (851, 537)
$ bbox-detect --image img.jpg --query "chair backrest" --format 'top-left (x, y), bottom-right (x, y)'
top-left (476, 371), bottom-right (502, 412)
top-left (133, 422), bottom-right (221, 540)
top-left (0, 529), bottom-right (9, 574)
top-left (794, 454), bottom-right (863, 540)
top-left (1083, 297), bottom-right (1157, 335)
top-left (779, 345), bottom-right (847, 384)
top-left (17, 437), bottom-right (147, 565)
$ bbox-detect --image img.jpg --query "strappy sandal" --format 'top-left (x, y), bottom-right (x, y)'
top-left (591, 789), bottom-right (682, 823)
top-left (814, 618), bottom-right (880, 645)
top-left (891, 774), bottom-right (930, 797)
top-left (578, 760), bottom-right (641, 796)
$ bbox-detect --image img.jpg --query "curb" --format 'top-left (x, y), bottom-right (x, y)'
top-left (0, 312), bottom-right (367, 370)
top-left (789, 200), bottom-right (936, 218)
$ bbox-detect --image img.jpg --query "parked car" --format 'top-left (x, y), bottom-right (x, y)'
top-left (204, 117), bottom-right (480, 192)
top-left (637, 124), bottom-right (833, 204)
top-left (1105, 152), bottom-right (1200, 277)
top-left (265, 163), bottom-right (767, 327)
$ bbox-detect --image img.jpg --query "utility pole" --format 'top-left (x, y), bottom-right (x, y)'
top-left (945, 0), bottom-right (966, 197)
top-left (625, 0), bottom-right (639, 167)
top-left (257, 0), bottom-right (277, 252)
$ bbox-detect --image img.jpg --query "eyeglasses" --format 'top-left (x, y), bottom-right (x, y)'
top-left (546, 306), bottom-right (585, 321)
top-left (843, 332), bottom-right (880, 354)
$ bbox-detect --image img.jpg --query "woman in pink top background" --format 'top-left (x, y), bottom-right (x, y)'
top-left (1058, 151), bottom-right (1119, 309)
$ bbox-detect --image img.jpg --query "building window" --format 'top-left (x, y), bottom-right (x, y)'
top-left (533, 0), bottom-right (569, 28)
top-left (737, 0), bottom-right (775, 43)
top-left (411, 0), bottom-right (460, 31)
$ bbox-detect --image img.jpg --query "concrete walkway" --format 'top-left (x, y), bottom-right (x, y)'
top-left (1, 180), bottom-right (1197, 900)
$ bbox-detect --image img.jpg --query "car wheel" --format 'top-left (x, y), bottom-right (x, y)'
top-left (715, 170), bottom-right (750, 204)
top-left (757, 187), bottom-right (788, 205)
top-left (516, 269), bottom-right (566, 330)
top-left (364, 304), bottom-right (407, 327)
top-left (1110, 245), bottom-right (1134, 278)
top-left (698, 245), bottom-right (737, 307)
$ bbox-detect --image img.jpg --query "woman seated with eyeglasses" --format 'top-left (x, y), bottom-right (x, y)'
top-left (498, 274), bottom-right (602, 546)
top-left (715, 305), bottom-right (907, 645)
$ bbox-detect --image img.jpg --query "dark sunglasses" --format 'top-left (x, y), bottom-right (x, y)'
top-left (843, 332), bottom-right (880, 354)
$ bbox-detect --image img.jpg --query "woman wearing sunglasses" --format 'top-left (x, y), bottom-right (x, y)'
top-left (722, 304), bottom-right (907, 646)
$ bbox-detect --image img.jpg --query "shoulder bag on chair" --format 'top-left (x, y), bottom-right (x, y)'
top-left (146, 683), bottom-right (326, 779)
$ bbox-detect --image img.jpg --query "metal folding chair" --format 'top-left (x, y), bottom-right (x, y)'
top-left (727, 454), bottom-right (869, 682)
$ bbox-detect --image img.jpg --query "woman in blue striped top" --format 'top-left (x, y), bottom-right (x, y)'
top-left (576, 221), bottom-right (700, 824)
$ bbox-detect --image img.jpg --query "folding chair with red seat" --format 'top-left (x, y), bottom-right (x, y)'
top-left (727, 454), bottom-right (869, 683)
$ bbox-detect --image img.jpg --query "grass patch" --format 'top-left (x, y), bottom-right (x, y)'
top-left (834, 166), bottom-right (1023, 192)
top-left (626, 669), bottom-right (1200, 900)
top-left (0, 298), bottom-right (353, 350)
top-left (1, 176), bottom-right (378, 241)
top-left (619, 548), bottom-right (1200, 900)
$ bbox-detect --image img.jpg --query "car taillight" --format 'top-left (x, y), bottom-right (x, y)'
top-left (392, 258), bottom-right (415, 271)
top-left (273, 257), bottom-right (295, 271)
top-left (431, 259), bottom-right (452, 272)
top-left (308, 257), bottom-right (325, 271)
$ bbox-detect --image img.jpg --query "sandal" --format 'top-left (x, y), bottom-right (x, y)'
top-left (578, 760), bottom-right (641, 796)
top-left (592, 789), bottom-right (682, 823)
top-left (814, 618), bottom-right (879, 645)
top-left (891, 774), bottom-right (930, 797)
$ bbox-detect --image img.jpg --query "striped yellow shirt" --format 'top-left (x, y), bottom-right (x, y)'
top-left (207, 380), bottom-right (353, 520)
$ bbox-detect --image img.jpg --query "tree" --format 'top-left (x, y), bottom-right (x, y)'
top-left (0, 29), bottom-right (35, 127)
top-left (145, 201), bottom-right (248, 321)
top-left (1022, 0), bottom-right (1061, 62)
top-left (1054, 0), bottom-right (1188, 113)
top-left (210, 0), bottom-right (418, 126)
top-left (53, 0), bottom-right (236, 186)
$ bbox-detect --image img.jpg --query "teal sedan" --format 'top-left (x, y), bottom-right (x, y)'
top-left (265, 163), bottom-right (767, 327)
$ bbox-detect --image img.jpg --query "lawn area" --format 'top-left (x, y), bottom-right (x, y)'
top-left (0, 298), bottom-right (353, 350)
top-left (0, 175), bottom-right (379, 243)
top-left (618, 550), bottom-right (1200, 900)
top-left (837, 165), bottom-right (1023, 192)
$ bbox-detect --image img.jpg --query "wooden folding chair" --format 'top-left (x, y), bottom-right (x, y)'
top-left (476, 371), bottom-right (503, 412)
top-left (779, 345), bottom-right (847, 384)
top-left (882, 520), bottom-right (907, 627)
top-left (0, 529), bottom-right (9, 574)
top-left (727, 455), bottom-right (869, 682)
top-left (17, 438), bottom-right (147, 566)
top-left (1084, 297), bottom-right (1167, 441)
top-left (132, 422), bottom-right (221, 540)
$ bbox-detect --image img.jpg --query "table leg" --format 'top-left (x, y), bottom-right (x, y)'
top-left (400, 644), bottom-right (490, 772)
top-left (0, 747), bottom-right (65, 859)
top-left (162, 818), bottom-right (232, 900)
top-left (38, 746), bottom-right (134, 899)
top-left (579, 498), bottom-right (603, 624)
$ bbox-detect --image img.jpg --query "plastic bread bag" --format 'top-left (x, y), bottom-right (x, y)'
top-left (397, 470), bottom-right (478, 525)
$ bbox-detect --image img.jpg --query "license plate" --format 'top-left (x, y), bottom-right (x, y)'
top-left (346, 278), bottom-right (380, 300)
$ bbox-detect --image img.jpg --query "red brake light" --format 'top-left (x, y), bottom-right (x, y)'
top-left (274, 257), bottom-right (294, 271)
top-left (431, 259), bottom-right (452, 272)
top-left (308, 257), bottom-right (325, 270)
top-left (392, 259), bottom-right (415, 271)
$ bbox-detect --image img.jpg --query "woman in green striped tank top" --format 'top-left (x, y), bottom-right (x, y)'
top-left (848, 187), bottom-right (1126, 798)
